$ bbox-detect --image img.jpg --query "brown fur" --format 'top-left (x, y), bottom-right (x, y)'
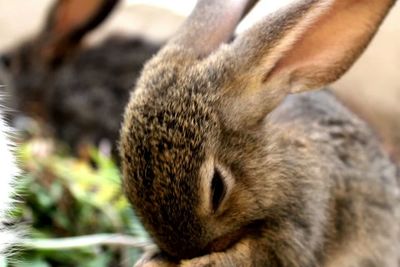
top-left (119, 0), bottom-right (399, 266)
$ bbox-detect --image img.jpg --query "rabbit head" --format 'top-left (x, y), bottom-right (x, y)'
top-left (120, 0), bottom-right (396, 260)
top-left (0, 0), bottom-right (119, 118)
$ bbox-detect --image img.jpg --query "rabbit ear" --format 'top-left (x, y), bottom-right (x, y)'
top-left (215, 0), bottom-right (395, 129)
top-left (168, 0), bottom-right (258, 57)
top-left (40, 0), bottom-right (119, 64)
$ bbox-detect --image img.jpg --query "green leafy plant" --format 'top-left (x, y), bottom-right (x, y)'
top-left (8, 138), bottom-right (149, 267)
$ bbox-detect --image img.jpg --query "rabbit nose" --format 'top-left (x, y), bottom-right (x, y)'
top-left (0, 54), bottom-right (11, 68)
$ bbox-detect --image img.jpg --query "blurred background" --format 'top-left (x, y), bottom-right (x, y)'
top-left (0, 0), bottom-right (399, 266)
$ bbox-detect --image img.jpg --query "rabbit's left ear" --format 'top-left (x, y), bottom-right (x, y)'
top-left (257, 0), bottom-right (396, 93)
top-left (215, 0), bottom-right (395, 128)
top-left (40, 0), bottom-right (119, 64)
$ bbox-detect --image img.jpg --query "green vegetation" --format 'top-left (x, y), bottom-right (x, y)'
top-left (6, 138), bottom-right (148, 267)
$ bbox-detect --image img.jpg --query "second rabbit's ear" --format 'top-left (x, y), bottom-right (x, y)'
top-left (213, 0), bottom-right (395, 129)
top-left (40, 0), bottom-right (119, 64)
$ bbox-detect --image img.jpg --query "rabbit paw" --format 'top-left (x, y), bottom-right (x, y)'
top-left (180, 255), bottom-right (218, 267)
top-left (179, 238), bottom-right (252, 267)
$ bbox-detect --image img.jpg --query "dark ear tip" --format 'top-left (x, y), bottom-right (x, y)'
top-left (44, 0), bottom-right (121, 44)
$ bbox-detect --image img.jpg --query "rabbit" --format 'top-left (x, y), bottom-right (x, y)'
top-left (0, 101), bottom-right (20, 255)
top-left (0, 0), bottom-right (160, 153)
top-left (119, 0), bottom-right (400, 266)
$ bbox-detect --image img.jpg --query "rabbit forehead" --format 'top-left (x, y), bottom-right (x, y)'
top-left (122, 88), bottom-right (216, 183)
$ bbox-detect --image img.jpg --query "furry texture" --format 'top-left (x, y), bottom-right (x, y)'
top-left (119, 0), bottom-right (399, 266)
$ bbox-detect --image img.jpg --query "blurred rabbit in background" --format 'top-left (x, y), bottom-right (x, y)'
top-left (0, 0), bottom-right (161, 155)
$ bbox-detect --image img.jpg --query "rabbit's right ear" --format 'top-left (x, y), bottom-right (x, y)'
top-left (39, 0), bottom-right (119, 65)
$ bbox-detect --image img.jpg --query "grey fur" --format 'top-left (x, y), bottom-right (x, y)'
top-left (119, 0), bottom-right (399, 266)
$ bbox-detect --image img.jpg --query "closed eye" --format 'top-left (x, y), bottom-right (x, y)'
top-left (211, 168), bottom-right (226, 212)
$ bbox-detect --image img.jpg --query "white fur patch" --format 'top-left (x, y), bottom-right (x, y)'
top-left (0, 107), bottom-right (20, 255)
